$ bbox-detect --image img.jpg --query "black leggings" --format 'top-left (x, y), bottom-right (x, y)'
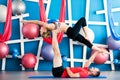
top-left (52, 66), bottom-right (64, 77)
top-left (72, 17), bottom-right (87, 33)
top-left (66, 17), bottom-right (93, 48)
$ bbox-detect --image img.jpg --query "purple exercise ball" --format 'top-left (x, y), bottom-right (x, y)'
top-left (41, 44), bottom-right (54, 61)
top-left (107, 36), bottom-right (120, 50)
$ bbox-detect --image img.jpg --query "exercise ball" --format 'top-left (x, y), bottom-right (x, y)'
top-left (22, 23), bottom-right (40, 39)
top-left (12, 0), bottom-right (26, 15)
top-left (91, 47), bottom-right (109, 64)
top-left (0, 43), bottom-right (9, 59)
top-left (41, 44), bottom-right (54, 61)
top-left (107, 36), bottom-right (120, 50)
top-left (0, 5), bottom-right (7, 22)
top-left (22, 53), bottom-right (37, 68)
top-left (80, 28), bottom-right (94, 42)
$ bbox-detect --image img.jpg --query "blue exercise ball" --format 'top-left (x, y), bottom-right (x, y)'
top-left (41, 44), bottom-right (54, 61)
top-left (107, 36), bottom-right (120, 50)
top-left (12, 0), bottom-right (26, 15)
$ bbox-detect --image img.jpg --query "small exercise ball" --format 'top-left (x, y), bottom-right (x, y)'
top-left (0, 43), bottom-right (9, 59)
top-left (80, 28), bottom-right (94, 42)
top-left (41, 44), bottom-right (54, 61)
top-left (22, 53), bottom-right (37, 68)
top-left (0, 5), bottom-right (7, 22)
top-left (91, 47), bottom-right (109, 64)
top-left (22, 23), bottom-right (39, 39)
top-left (12, 0), bottom-right (26, 15)
top-left (107, 36), bottom-right (120, 50)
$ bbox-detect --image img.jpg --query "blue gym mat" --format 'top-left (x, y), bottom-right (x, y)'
top-left (28, 76), bottom-right (107, 78)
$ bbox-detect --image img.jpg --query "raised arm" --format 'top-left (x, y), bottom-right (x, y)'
top-left (21, 20), bottom-right (55, 30)
top-left (84, 51), bottom-right (98, 67)
top-left (21, 20), bottom-right (45, 25)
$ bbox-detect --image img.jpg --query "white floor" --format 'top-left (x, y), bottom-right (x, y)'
top-left (0, 71), bottom-right (120, 80)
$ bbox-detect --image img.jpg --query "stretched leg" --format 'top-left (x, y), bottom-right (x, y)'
top-left (53, 50), bottom-right (62, 68)
top-left (65, 17), bottom-right (87, 40)
top-left (74, 34), bottom-right (93, 48)
top-left (52, 30), bottom-right (63, 77)
top-left (74, 34), bottom-right (103, 52)
top-left (52, 30), bottom-right (62, 67)
top-left (72, 17), bottom-right (87, 34)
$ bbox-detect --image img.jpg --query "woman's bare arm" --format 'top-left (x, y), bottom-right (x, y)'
top-left (21, 20), bottom-right (45, 25)
top-left (84, 52), bottom-right (98, 67)
top-left (21, 20), bottom-right (55, 30)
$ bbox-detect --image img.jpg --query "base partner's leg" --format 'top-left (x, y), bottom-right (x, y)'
top-left (52, 30), bottom-right (62, 68)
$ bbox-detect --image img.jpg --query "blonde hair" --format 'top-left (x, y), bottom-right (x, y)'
top-left (42, 30), bottom-right (51, 38)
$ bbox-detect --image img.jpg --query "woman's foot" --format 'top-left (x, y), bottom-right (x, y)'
top-left (92, 46), bottom-right (110, 54)
top-left (92, 46), bottom-right (101, 52)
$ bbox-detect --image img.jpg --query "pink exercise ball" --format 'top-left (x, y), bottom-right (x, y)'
top-left (22, 23), bottom-right (39, 39)
top-left (91, 47), bottom-right (109, 64)
top-left (22, 53), bottom-right (37, 68)
top-left (0, 43), bottom-right (9, 59)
